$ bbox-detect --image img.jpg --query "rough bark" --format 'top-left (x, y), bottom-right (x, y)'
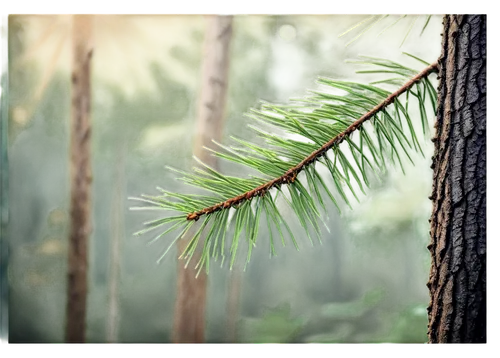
top-left (172, 15), bottom-right (233, 343)
top-left (108, 126), bottom-right (126, 343)
top-left (427, 14), bottom-right (486, 343)
top-left (65, 15), bottom-right (93, 343)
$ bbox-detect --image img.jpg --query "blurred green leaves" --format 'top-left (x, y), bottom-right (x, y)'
top-left (240, 303), bottom-right (304, 343)
top-left (386, 304), bottom-right (428, 343)
top-left (320, 288), bottom-right (384, 320)
top-left (237, 289), bottom-right (427, 343)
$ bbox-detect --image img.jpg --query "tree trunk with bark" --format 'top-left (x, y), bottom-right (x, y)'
top-left (65, 15), bottom-right (93, 343)
top-left (427, 14), bottom-right (486, 343)
top-left (172, 15), bottom-right (233, 343)
top-left (108, 124), bottom-right (126, 343)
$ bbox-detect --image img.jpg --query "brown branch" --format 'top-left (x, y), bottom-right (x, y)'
top-left (187, 61), bottom-right (439, 221)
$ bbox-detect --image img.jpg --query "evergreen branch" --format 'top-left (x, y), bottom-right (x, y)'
top-left (185, 61), bottom-right (438, 222)
top-left (133, 56), bottom-right (439, 272)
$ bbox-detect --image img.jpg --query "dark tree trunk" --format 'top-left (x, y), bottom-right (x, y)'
top-left (172, 15), bottom-right (233, 343)
top-left (427, 14), bottom-right (486, 343)
top-left (65, 15), bottom-right (93, 343)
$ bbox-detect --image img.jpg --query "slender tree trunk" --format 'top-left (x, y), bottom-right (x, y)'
top-left (106, 142), bottom-right (126, 343)
top-left (172, 15), bottom-right (233, 343)
top-left (65, 15), bottom-right (93, 343)
top-left (427, 14), bottom-right (486, 343)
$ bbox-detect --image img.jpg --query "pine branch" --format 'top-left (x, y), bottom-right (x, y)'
top-left (186, 61), bottom-right (438, 222)
top-left (132, 56), bottom-right (439, 273)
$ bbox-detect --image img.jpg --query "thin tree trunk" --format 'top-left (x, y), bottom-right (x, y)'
top-left (106, 142), bottom-right (126, 343)
top-left (172, 15), bottom-right (233, 343)
top-left (65, 15), bottom-right (93, 343)
top-left (427, 14), bottom-right (486, 343)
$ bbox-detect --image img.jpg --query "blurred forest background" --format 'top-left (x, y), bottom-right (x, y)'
top-left (3, 14), bottom-right (442, 343)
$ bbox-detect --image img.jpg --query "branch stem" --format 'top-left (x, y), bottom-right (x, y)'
top-left (187, 61), bottom-right (439, 221)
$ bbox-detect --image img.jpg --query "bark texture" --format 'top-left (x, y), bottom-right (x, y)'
top-left (427, 15), bottom-right (486, 343)
top-left (65, 15), bottom-right (93, 343)
top-left (108, 125), bottom-right (126, 343)
top-left (172, 15), bottom-right (233, 343)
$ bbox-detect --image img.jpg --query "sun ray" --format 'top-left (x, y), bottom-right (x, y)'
top-left (98, 17), bottom-right (149, 79)
top-left (28, 32), bottom-right (66, 118)
top-left (12, 16), bottom-right (66, 73)
top-left (9, 14), bottom-right (184, 138)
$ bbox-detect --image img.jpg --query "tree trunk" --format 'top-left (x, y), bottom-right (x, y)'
top-left (108, 125), bottom-right (126, 343)
top-left (427, 14), bottom-right (486, 343)
top-left (172, 15), bottom-right (233, 343)
top-left (65, 15), bottom-right (93, 343)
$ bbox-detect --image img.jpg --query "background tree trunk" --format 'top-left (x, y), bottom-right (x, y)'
top-left (427, 14), bottom-right (486, 343)
top-left (108, 123), bottom-right (126, 343)
top-left (65, 15), bottom-right (93, 343)
top-left (172, 15), bottom-right (233, 343)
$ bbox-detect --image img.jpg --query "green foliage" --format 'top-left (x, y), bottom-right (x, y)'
top-left (240, 303), bottom-right (304, 343)
top-left (385, 304), bottom-right (428, 343)
top-left (132, 55), bottom-right (438, 274)
top-left (247, 286), bottom-right (427, 344)
top-left (319, 288), bottom-right (383, 320)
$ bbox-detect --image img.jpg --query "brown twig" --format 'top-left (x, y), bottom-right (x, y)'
top-left (187, 61), bottom-right (439, 221)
